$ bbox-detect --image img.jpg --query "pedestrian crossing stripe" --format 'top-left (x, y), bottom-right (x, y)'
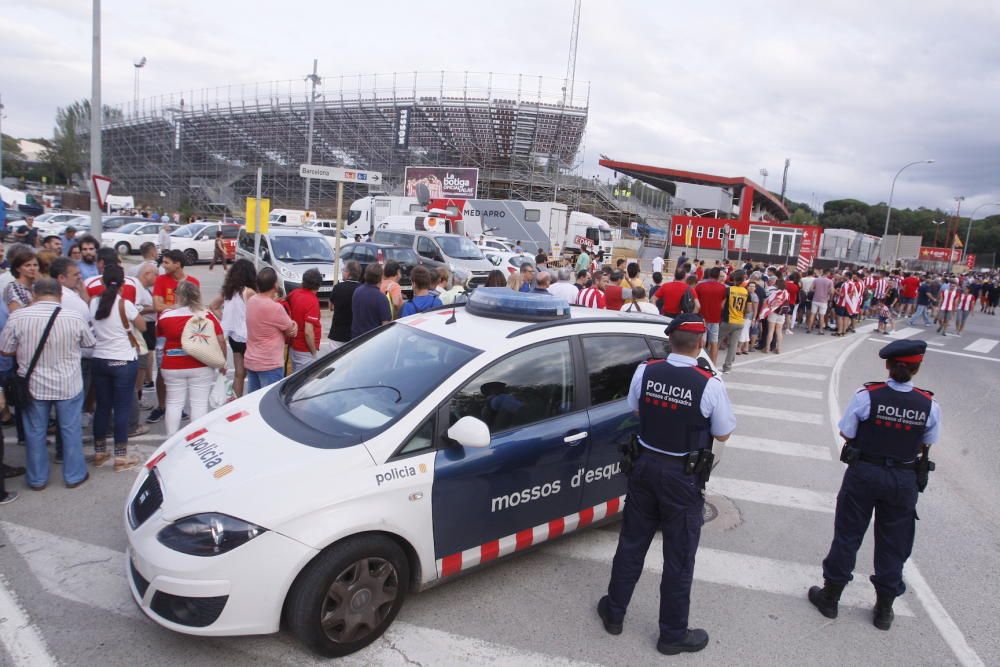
top-left (964, 338), bottom-right (998, 354)
top-left (436, 496), bottom-right (625, 578)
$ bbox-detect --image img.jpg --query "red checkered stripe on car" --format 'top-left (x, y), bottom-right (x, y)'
top-left (436, 495), bottom-right (626, 578)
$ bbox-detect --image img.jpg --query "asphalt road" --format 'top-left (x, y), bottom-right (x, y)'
top-left (1, 269), bottom-right (997, 666)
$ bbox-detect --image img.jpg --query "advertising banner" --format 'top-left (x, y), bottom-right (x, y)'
top-left (966, 254), bottom-right (976, 269)
top-left (796, 226), bottom-right (820, 272)
top-left (404, 166), bottom-right (478, 199)
top-left (918, 247), bottom-right (961, 262)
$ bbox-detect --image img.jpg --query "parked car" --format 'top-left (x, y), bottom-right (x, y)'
top-left (372, 230), bottom-right (494, 288)
top-left (170, 222), bottom-right (240, 264)
top-left (236, 225), bottom-right (336, 300)
top-left (102, 222), bottom-right (178, 255)
top-left (483, 250), bottom-right (535, 275)
top-left (337, 242), bottom-right (421, 296)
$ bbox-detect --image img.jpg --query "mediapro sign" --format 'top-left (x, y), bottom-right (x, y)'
top-left (299, 164), bottom-right (383, 186)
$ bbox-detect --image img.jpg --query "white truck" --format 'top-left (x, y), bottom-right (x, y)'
top-left (346, 195), bottom-right (614, 258)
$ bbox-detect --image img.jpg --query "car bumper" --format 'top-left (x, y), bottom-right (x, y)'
top-left (126, 513), bottom-right (318, 636)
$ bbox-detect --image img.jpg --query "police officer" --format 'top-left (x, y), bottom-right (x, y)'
top-left (809, 339), bottom-right (940, 630)
top-left (598, 313), bottom-right (736, 655)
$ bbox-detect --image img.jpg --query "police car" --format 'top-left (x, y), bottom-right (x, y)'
top-left (124, 289), bottom-right (717, 657)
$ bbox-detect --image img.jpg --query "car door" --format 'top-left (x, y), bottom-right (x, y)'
top-left (432, 339), bottom-right (588, 561)
top-left (193, 225), bottom-right (217, 258)
top-left (579, 334), bottom-right (656, 509)
top-left (134, 224), bottom-right (158, 245)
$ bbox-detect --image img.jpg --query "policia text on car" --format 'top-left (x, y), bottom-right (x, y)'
top-left (598, 314), bottom-right (737, 656)
top-left (809, 339), bottom-right (940, 631)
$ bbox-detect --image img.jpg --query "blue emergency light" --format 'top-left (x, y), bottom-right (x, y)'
top-left (466, 287), bottom-right (570, 321)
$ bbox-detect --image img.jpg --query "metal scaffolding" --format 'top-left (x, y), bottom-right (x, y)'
top-left (100, 71), bottom-right (592, 215)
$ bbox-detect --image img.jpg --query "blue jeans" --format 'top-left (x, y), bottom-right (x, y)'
top-left (92, 358), bottom-right (138, 446)
top-left (246, 367), bottom-right (284, 394)
top-left (24, 391), bottom-right (86, 487)
top-left (909, 305), bottom-right (932, 326)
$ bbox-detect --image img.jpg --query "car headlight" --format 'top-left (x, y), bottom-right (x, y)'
top-left (278, 266), bottom-right (302, 282)
top-left (157, 513), bottom-right (267, 557)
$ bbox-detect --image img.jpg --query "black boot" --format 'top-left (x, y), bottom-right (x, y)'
top-left (873, 593), bottom-right (895, 631)
top-left (808, 581), bottom-right (845, 619)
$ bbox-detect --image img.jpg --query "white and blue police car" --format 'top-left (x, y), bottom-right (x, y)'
top-left (124, 288), bottom-right (717, 657)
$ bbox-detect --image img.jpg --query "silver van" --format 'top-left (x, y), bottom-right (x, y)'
top-left (236, 225), bottom-right (336, 301)
top-left (372, 230), bottom-right (494, 288)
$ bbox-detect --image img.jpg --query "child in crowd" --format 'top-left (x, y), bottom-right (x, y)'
top-left (877, 298), bottom-right (895, 334)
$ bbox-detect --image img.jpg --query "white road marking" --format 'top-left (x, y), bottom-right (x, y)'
top-left (0, 521), bottom-right (603, 666)
top-left (545, 531), bottom-right (914, 616)
top-left (707, 477), bottom-right (836, 513)
top-left (828, 333), bottom-right (871, 458)
top-left (865, 338), bottom-right (1000, 363)
top-left (827, 343), bottom-right (984, 666)
top-left (924, 340), bottom-right (945, 347)
top-left (765, 357), bottom-right (837, 368)
top-left (904, 562), bottom-right (986, 667)
top-left (724, 382), bottom-right (823, 400)
top-left (885, 327), bottom-right (923, 339)
top-left (730, 324), bottom-right (876, 369)
top-left (0, 521), bottom-right (142, 619)
top-left (732, 404), bottom-right (824, 424)
top-left (963, 338), bottom-right (998, 354)
top-left (0, 574), bottom-right (59, 667)
top-left (726, 435), bottom-right (832, 460)
top-left (734, 368), bottom-right (827, 381)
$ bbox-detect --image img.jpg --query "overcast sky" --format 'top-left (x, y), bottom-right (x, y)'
top-left (2, 0), bottom-right (998, 215)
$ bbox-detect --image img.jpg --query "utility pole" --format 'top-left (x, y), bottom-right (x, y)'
top-left (90, 0), bottom-right (103, 241)
top-left (303, 59), bottom-right (321, 209)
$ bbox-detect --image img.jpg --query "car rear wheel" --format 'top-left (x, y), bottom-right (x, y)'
top-left (115, 242), bottom-right (131, 256)
top-left (183, 249), bottom-right (199, 266)
top-left (287, 535), bottom-right (409, 657)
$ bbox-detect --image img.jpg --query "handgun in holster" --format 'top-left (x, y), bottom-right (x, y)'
top-left (840, 441), bottom-right (861, 465)
top-left (620, 434), bottom-right (640, 474)
top-left (685, 448), bottom-right (716, 490)
top-left (916, 456), bottom-right (935, 493)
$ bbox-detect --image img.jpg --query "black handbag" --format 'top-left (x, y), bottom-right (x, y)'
top-left (4, 306), bottom-right (61, 409)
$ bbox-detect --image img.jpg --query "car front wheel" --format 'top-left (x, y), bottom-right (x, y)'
top-left (287, 535), bottom-right (409, 657)
top-left (183, 249), bottom-right (199, 266)
top-left (115, 242), bottom-right (131, 256)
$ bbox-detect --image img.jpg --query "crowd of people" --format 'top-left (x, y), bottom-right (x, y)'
top-left (1, 229), bottom-right (997, 506)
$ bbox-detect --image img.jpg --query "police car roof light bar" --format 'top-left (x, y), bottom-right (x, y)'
top-left (507, 313), bottom-right (668, 339)
top-left (466, 287), bottom-right (571, 322)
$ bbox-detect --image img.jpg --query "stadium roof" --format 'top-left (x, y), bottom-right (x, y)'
top-left (599, 158), bottom-right (790, 221)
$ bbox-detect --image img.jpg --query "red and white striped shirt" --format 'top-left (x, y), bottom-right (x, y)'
top-left (838, 281), bottom-right (861, 315)
top-left (873, 278), bottom-right (889, 299)
top-left (84, 275), bottom-right (140, 303)
top-left (939, 288), bottom-right (960, 311)
top-left (957, 293), bottom-right (975, 311)
top-left (578, 286), bottom-right (606, 309)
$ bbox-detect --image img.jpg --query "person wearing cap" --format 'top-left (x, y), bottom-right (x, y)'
top-left (809, 339), bottom-right (940, 631)
top-left (598, 313), bottom-right (736, 656)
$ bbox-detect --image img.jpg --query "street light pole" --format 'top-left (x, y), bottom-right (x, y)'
top-left (963, 202), bottom-right (1000, 264)
top-left (304, 59), bottom-right (321, 210)
top-left (881, 159), bottom-right (934, 266)
top-left (133, 56), bottom-right (147, 117)
top-left (90, 0), bottom-right (103, 241)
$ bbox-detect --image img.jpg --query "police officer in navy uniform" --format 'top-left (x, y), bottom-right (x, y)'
top-left (809, 339), bottom-right (940, 630)
top-left (598, 314), bottom-right (736, 655)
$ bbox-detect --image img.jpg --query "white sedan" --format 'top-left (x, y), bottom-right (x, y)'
top-left (482, 249), bottom-right (535, 276)
top-left (102, 222), bottom-right (177, 255)
top-left (125, 289), bottom-right (718, 657)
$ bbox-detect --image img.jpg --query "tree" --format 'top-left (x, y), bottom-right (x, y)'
top-left (1, 133), bottom-right (25, 178)
top-left (42, 99), bottom-right (123, 185)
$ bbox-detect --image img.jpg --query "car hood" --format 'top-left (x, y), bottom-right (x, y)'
top-left (447, 256), bottom-right (493, 272)
top-left (280, 262), bottom-right (337, 281)
top-left (148, 389), bottom-right (376, 529)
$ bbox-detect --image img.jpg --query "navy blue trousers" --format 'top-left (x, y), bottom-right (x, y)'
top-left (606, 455), bottom-right (703, 642)
top-left (822, 462), bottom-right (919, 597)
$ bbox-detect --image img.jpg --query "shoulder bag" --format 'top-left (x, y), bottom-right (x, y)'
top-left (5, 306), bottom-right (61, 408)
top-left (118, 298), bottom-right (148, 356)
top-left (181, 310), bottom-right (226, 369)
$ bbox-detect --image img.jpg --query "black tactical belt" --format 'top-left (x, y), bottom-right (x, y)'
top-left (857, 452), bottom-right (917, 470)
top-left (640, 446), bottom-right (690, 464)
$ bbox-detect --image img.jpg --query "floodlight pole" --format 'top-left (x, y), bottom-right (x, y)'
top-left (304, 59), bottom-right (320, 210)
top-left (90, 0), bottom-right (103, 241)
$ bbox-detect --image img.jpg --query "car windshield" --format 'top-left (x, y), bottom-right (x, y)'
top-left (103, 218), bottom-right (131, 229)
top-left (600, 229), bottom-right (613, 242)
top-left (283, 324), bottom-right (480, 443)
top-left (438, 236), bottom-right (483, 260)
top-left (270, 235), bottom-right (334, 262)
top-left (509, 255), bottom-right (532, 268)
top-left (171, 224), bottom-right (208, 238)
top-left (117, 223), bottom-right (143, 234)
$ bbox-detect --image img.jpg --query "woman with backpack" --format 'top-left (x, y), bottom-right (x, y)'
top-left (157, 281), bottom-right (226, 436)
top-left (762, 277), bottom-right (790, 354)
top-left (89, 264), bottom-right (148, 471)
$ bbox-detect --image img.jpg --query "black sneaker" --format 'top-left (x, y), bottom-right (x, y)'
top-left (181, 411), bottom-right (190, 421)
top-left (146, 407), bottom-right (165, 424)
top-left (3, 464), bottom-right (26, 479)
top-left (597, 596), bottom-right (623, 635)
top-left (657, 629), bottom-right (709, 655)
top-left (143, 380), bottom-right (154, 389)
top-left (0, 491), bottom-right (18, 505)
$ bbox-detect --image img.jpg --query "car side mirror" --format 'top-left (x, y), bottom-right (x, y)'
top-left (434, 255), bottom-right (444, 263)
top-left (447, 416), bottom-right (491, 448)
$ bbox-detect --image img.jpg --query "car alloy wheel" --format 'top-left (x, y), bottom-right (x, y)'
top-left (320, 557), bottom-right (399, 643)
top-left (287, 534), bottom-right (409, 657)
top-left (115, 242), bottom-right (131, 256)
top-left (184, 249), bottom-right (199, 266)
